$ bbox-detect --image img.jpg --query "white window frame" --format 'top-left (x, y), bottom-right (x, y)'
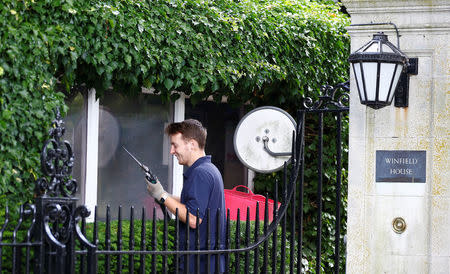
top-left (171, 94), bottom-right (185, 198)
top-left (84, 89), bottom-right (99, 221)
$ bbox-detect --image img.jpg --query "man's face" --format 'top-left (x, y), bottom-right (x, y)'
top-left (169, 132), bottom-right (192, 166)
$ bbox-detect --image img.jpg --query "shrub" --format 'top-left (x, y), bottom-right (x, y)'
top-left (80, 218), bottom-right (296, 273)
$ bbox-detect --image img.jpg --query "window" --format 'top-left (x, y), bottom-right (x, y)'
top-left (96, 91), bottom-right (172, 219)
top-left (64, 90), bottom-right (250, 220)
top-left (64, 92), bottom-right (88, 204)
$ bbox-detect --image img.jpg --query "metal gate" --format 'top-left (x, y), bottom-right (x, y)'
top-left (0, 82), bottom-right (349, 273)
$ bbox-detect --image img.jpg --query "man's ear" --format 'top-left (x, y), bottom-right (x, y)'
top-left (189, 139), bottom-right (199, 149)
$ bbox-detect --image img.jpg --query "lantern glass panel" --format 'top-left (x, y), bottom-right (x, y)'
top-left (353, 63), bottom-right (365, 101)
top-left (382, 45), bottom-right (394, 53)
top-left (379, 63), bottom-right (397, 102)
top-left (362, 62), bottom-right (378, 101)
top-left (388, 64), bottom-right (404, 102)
top-left (364, 42), bottom-right (379, 53)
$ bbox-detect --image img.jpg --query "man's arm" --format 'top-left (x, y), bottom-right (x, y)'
top-left (163, 196), bottom-right (202, 229)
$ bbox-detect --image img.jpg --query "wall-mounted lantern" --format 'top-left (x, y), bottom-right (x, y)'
top-left (348, 31), bottom-right (418, 109)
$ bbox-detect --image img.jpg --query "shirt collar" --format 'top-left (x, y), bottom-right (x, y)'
top-left (184, 155), bottom-right (211, 178)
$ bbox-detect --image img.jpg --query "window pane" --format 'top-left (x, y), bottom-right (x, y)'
top-left (362, 62), bottom-right (378, 101)
top-left (97, 92), bottom-right (171, 220)
top-left (382, 44), bottom-right (394, 53)
top-left (353, 63), bottom-right (365, 101)
top-left (389, 64), bottom-right (404, 103)
top-left (363, 41), bottom-right (379, 53)
top-left (64, 93), bottom-right (87, 204)
top-left (379, 63), bottom-right (396, 102)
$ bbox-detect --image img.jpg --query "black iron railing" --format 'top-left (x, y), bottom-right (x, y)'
top-left (0, 82), bottom-right (349, 273)
top-left (300, 81), bottom-right (349, 274)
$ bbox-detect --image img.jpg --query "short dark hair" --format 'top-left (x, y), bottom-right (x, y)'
top-left (165, 119), bottom-right (207, 149)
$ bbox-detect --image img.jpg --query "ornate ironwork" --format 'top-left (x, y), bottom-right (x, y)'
top-left (31, 108), bottom-right (92, 271)
top-left (35, 108), bottom-right (77, 197)
top-left (44, 203), bottom-right (73, 245)
top-left (303, 81), bottom-right (350, 110)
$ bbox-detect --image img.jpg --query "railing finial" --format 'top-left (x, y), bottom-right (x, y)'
top-left (35, 108), bottom-right (77, 197)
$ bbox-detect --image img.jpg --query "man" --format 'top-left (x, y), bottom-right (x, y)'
top-left (146, 119), bottom-right (226, 273)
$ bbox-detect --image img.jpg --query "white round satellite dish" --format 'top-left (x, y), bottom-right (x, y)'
top-left (234, 106), bottom-right (296, 173)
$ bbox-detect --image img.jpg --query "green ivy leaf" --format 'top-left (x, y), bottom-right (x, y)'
top-left (164, 78), bottom-right (174, 91)
top-left (125, 55), bottom-right (132, 67)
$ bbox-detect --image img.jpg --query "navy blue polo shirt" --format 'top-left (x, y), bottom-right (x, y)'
top-left (179, 155), bottom-right (226, 273)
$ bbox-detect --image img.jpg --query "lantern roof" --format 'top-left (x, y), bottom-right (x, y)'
top-left (348, 32), bottom-right (407, 64)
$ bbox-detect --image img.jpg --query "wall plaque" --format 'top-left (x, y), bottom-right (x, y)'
top-left (376, 150), bottom-right (426, 183)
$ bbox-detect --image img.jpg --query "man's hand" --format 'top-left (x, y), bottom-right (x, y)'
top-left (146, 178), bottom-right (165, 200)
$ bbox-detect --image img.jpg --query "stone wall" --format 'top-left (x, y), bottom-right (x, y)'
top-left (342, 0), bottom-right (450, 272)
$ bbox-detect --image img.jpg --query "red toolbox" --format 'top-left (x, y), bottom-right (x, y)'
top-left (224, 185), bottom-right (281, 222)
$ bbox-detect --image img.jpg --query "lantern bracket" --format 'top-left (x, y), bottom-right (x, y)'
top-left (350, 22), bottom-right (400, 48)
top-left (407, 57), bottom-right (419, 75)
top-left (395, 57), bottom-right (419, 108)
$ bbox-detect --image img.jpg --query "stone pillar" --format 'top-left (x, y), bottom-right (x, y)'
top-left (342, 0), bottom-right (449, 272)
